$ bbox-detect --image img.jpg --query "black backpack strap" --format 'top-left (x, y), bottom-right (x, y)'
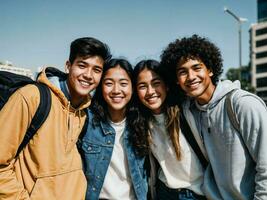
top-left (179, 112), bottom-right (208, 169)
top-left (15, 83), bottom-right (51, 157)
top-left (77, 109), bottom-right (89, 150)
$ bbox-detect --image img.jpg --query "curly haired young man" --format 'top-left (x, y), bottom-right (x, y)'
top-left (160, 34), bottom-right (267, 200)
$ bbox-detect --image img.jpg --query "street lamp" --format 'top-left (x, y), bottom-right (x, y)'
top-left (224, 6), bottom-right (248, 81)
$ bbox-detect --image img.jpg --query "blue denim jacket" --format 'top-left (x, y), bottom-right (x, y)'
top-left (79, 109), bottom-right (148, 200)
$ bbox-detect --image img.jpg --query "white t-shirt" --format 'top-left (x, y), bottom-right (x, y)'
top-left (150, 113), bottom-right (204, 195)
top-left (99, 118), bottom-right (136, 200)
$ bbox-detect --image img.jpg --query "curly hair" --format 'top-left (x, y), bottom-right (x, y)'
top-left (90, 58), bottom-right (149, 157)
top-left (160, 34), bottom-right (223, 86)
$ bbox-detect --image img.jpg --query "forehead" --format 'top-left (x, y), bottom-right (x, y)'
top-left (73, 55), bottom-right (104, 66)
top-left (137, 68), bottom-right (161, 83)
top-left (177, 58), bottom-right (205, 69)
top-left (104, 66), bottom-right (130, 80)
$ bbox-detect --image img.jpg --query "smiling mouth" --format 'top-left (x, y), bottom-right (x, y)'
top-left (146, 96), bottom-right (159, 103)
top-left (79, 80), bottom-right (93, 87)
top-left (186, 82), bottom-right (200, 89)
top-left (111, 97), bottom-right (124, 103)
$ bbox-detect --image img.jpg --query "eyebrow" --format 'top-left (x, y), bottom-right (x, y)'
top-left (77, 61), bottom-right (87, 65)
top-left (103, 78), bottom-right (130, 81)
top-left (77, 60), bottom-right (103, 68)
top-left (137, 77), bottom-right (161, 85)
top-left (177, 63), bottom-right (202, 70)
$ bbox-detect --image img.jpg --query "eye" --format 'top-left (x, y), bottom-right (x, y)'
top-left (153, 80), bottom-right (161, 86)
top-left (177, 69), bottom-right (187, 76)
top-left (194, 65), bottom-right (202, 70)
top-left (137, 84), bottom-right (146, 90)
top-left (120, 82), bottom-right (128, 87)
top-left (93, 67), bottom-right (103, 73)
top-left (104, 81), bottom-right (113, 86)
top-left (78, 64), bottom-right (86, 69)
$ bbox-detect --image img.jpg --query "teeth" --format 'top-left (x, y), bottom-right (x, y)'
top-left (148, 96), bottom-right (158, 99)
top-left (80, 81), bottom-right (91, 86)
top-left (188, 82), bottom-right (199, 88)
top-left (146, 96), bottom-right (158, 103)
top-left (112, 98), bottom-right (123, 103)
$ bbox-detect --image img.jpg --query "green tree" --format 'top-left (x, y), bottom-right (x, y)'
top-left (225, 66), bottom-right (255, 93)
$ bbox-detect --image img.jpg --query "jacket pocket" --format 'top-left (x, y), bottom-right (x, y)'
top-left (81, 142), bottom-right (101, 154)
top-left (29, 169), bottom-right (86, 200)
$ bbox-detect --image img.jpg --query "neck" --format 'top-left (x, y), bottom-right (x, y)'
top-left (196, 84), bottom-right (216, 105)
top-left (66, 79), bottom-right (86, 108)
top-left (108, 108), bottom-right (126, 123)
top-left (71, 96), bottom-right (85, 108)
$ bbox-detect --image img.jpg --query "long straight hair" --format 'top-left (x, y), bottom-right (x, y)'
top-left (133, 60), bottom-right (182, 160)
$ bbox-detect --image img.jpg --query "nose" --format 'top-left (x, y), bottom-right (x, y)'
top-left (146, 85), bottom-right (155, 95)
top-left (112, 83), bottom-right (120, 94)
top-left (187, 69), bottom-right (196, 81)
top-left (83, 68), bottom-right (93, 80)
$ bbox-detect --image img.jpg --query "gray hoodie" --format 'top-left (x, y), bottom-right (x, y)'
top-left (182, 80), bottom-right (267, 200)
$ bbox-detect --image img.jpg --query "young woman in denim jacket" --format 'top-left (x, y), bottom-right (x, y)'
top-left (80, 58), bottom-right (148, 200)
top-left (133, 60), bottom-right (206, 200)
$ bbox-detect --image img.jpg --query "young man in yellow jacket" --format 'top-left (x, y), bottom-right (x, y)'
top-left (0, 37), bottom-right (111, 200)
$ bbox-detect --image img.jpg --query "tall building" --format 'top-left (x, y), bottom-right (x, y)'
top-left (0, 61), bottom-right (33, 79)
top-left (258, 0), bottom-right (267, 22)
top-left (250, 0), bottom-right (267, 104)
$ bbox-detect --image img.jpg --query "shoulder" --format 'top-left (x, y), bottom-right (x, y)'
top-left (230, 90), bottom-right (267, 122)
top-left (232, 89), bottom-right (266, 111)
top-left (17, 84), bottom-right (40, 99)
top-left (6, 84), bottom-right (40, 108)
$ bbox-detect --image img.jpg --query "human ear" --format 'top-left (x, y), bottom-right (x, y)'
top-left (209, 70), bottom-right (214, 77)
top-left (65, 61), bottom-right (71, 73)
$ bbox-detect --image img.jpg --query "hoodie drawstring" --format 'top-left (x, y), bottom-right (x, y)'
top-left (207, 108), bottom-right (211, 133)
top-left (67, 102), bottom-right (71, 130)
top-left (78, 110), bottom-right (81, 129)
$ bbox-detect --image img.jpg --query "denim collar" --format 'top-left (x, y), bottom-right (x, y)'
top-left (60, 80), bottom-right (71, 101)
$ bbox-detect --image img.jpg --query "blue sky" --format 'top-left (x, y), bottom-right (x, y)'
top-left (1, 0), bottom-right (256, 77)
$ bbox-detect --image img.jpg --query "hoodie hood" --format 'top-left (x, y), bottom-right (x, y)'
top-left (181, 79), bottom-right (241, 156)
top-left (37, 67), bottom-right (91, 110)
top-left (194, 80), bottom-right (241, 111)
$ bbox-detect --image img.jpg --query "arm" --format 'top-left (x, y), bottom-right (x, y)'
top-left (0, 91), bottom-right (31, 199)
top-left (236, 95), bottom-right (267, 200)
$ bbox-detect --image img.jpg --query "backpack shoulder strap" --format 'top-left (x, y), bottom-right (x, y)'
top-left (77, 109), bottom-right (89, 150)
top-left (179, 112), bottom-right (208, 169)
top-left (225, 89), bottom-right (240, 133)
top-left (15, 83), bottom-right (52, 157)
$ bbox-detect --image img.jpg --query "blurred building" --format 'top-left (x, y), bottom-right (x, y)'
top-left (0, 61), bottom-right (34, 79)
top-left (250, 0), bottom-right (267, 104)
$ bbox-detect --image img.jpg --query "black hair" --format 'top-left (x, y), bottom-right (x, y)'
top-left (91, 58), bottom-right (149, 157)
top-left (160, 34), bottom-right (223, 87)
top-left (69, 37), bottom-right (111, 64)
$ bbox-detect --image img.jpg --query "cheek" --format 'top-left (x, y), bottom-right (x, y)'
top-left (94, 73), bottom-right (103, 84)
top-left (160, 92), bottom-right (167, 103)
top-left (68, 73), bottom-right (77, 85)
top-left (101, 86), bottom-right (110, 100)
top-left (126, 87), bottom-right (133, 99)
top-left (137, 90), bottom-right (146, 101)
top-left (177, 77), bottom-right (186, 86)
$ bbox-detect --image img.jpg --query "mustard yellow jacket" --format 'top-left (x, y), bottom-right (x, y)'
top-left (0, 68), bottom-right (91, 200)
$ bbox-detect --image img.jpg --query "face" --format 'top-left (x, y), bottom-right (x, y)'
top-left (102, 66), bottom-right (132, 115)
top-left (66, 55), bottom-right (104, 105)
top-left (176, 58), bottom-right (215, 105)
top-left (136, 68), bottom-right (167, 114)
